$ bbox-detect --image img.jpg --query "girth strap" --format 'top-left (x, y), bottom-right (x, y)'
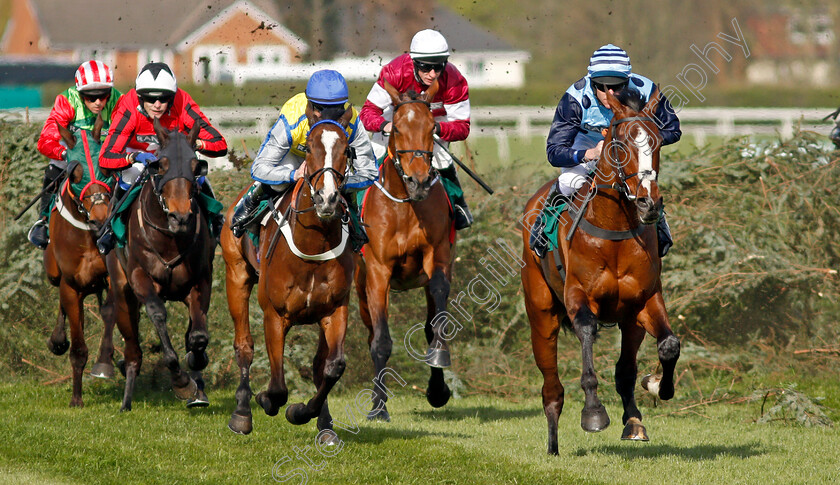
top-left (565, 204), bottom-right (648, 241)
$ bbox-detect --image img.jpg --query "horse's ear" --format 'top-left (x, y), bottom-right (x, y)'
top-left (383, 81), bottom-right (402, 106)
top-left (92, 114), bottom-right (104, 142)
top-left (422, 79), bottom-right (440, 103)
top-left (606, 89), bottom-right (629, 118)
top-left (57, 121), bottom-right (75, 149)
top-left (187, 122), bottom-right (200, 148)
top-left (338, 106), bottom-right (353, 128)
top-left (643, 85), bottom-right (662, 115)
top-left (192, 158), bottom-right (208, 177)
top-left (153, 117), bottom-right (169, 147)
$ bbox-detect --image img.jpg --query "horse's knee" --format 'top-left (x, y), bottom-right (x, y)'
top-left (324, 357), bottom-right (346, 381)
top-left (429, 269), bottom-right (450, 301)
top-left (658, 335), bottom-right (680, 363)
top-left (69, 344), bottom-right (88, 367)
top-left (370, 331), bottom-right (392, 361)
top-left (572, 307), bottom-right (598, 338)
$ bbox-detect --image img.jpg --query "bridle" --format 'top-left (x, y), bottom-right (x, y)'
top-left (293, 119), bottom-right (350, 215)
top-left (389, 99), bottom-right (436, 184)
top-left (601, 115), bottom-right (658, 202)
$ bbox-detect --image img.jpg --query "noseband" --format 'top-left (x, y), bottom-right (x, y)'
top-left (604, 116), bottom-right (657, 201)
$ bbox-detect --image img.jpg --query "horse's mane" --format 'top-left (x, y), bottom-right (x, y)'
top-left (615, 87), bottom-right (646, 112)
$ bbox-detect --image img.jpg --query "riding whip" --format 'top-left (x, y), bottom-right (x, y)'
top-left (96, 166), bottom-right (151, 238)
top-left (432, 135), bottom-right (494, 195)
top-left (13, 166), bottom-right (73, 221)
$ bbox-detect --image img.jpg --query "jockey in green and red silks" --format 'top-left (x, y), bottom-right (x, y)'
top-left (29, 60), bottom-right (121, 250)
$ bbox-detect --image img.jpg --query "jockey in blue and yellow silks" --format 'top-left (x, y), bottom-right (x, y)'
top-left (229, 70), bottom-right (377, 251)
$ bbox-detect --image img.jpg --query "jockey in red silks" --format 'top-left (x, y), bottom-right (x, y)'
top-left (359, 29), bottom-right (474, 230)
top-left (29, 60), bottom-right (121, 249)
top-left (96, 62), bottom-right (228, 253)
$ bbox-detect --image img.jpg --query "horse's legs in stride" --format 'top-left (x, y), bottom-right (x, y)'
top-left (616, 322), bottom-right (647, 440)
top-left (113, 283), bottom-right (142, 412)
top-left (638, 295), bottom-right (680, 401)
top-left (48, 303), bottom-right (69, 356)
top-left (60, 282), bottom-right (87, 407)
top-left (183, 283), bottom-right (212, 407)
top-left (357, 264), bottom-right (393, 420)
top-left (522, 260), bottom-right (565, 455)
top-left (226, 263), bottom-right (256, 434)
top-left (424, 268), bottom-right (452, 408)
top-left (142, 292), bottom-right (196, 401)
top-left (90, 289), bottom-right (116, 379)
top-left (256, 306), bottom-right (290, 416)
top-left (568, 297), bottom-right (609, 432)
top-left (286, 307), bottom-right (348, 426)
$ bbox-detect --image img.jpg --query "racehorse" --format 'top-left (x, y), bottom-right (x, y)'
top-left (106, 119), bottom-right (214, 411)
top-left (43, 117), bottom-right (117, 407)
top-left (223, 113), bottom-right (355, 436)
top-left (520, 87), bottom-right (681, 454)
top-left (354, 81), bottom-right (456, 421)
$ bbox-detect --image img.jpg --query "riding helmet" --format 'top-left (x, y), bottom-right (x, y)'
top-left (135, 62), bottom-right (177, 97)
top-left (305, 70), bottom-right (349, 105)
top-left (588, 44), bottom-right (632, 86)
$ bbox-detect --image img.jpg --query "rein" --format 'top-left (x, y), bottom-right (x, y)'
top-left (136, 181), bottom-right (201, 271)
top-left (376, 99), bottom-right (438, 202)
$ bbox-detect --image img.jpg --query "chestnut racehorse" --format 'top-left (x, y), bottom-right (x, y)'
top-left (223, 114), bottom-right (355, 437)
top-left (520, 87), bottom-right (680, 454)
top-left (44, 118), bottom-right (117, 407)
top-left (354, 81), bottom-right (455, 421)
top-left (106, 120), bottom-right (214, 411)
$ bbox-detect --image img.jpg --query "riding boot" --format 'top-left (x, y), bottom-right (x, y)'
top-left (28, 164), bottom-right (64, 249)
top-left (529, 183), bottom-right (563, 259)
top-left (198, 179), bottom-right (224, 242)
top-left (438, 166), bottom-right (473, 230)
top-left (830, 122), bottom-right (840, 150)
top-left (230, 182), bottom-right (270, 237)
top-left (96, 185), bottom-right (126, 255)
top-left (343, 194), bottom-right (368, 253)
top-left (657, 211), bottom-right (673, 258)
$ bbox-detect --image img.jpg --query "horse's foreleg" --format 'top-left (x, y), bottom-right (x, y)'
top-left (107, 258), bottom-right (142, 411)
top-left (638, 294), bottom-right (680, 401)
top-left (256, 307), bottom-right (290, 417)
top-left (226, 262), bottom-right (256, 434)
top-left (567, 293), bottom-right (609, 433)
top-left (141, 289), bottom-right (196, 402)
top-left (423, 270), bottom-right (452, 409)
top-left (522, 258), bottom-right (565, 455)
top-left (286, 306), bottom-right (347, 427)
top-left (182, 281), bottom-right (212, 408)
top-left (48, 301), bottom-right (69, 356)
top-left (359, 265), bottom-right (393, 421)
top-left (90, 289), bottom-right (116, 379)
top-left (616, 322), bottom-right (647, 440)
top-left (60, 282), bottom-right (87, 407)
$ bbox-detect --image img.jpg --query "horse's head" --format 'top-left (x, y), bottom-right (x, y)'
top-left (384, 80), bottom-right (439, 201)
top-left (150, 119), bottom-right (207, 233)
top-left (602, 86), bottom-right (664, 225)
top-left (303, 110), bottom-right (352, 220)
top-left (58, 117), bottom-right (112, 229)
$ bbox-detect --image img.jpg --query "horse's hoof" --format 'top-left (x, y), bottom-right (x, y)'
top-left (581, 405), bottom-right (610, 432)
top-left (48, 338), bottom-right (69, 356)
top-left (90, 363), bottom-right (115, 379)
top-left (69, 398), bottom-right (84, 408)
top-left (620, 417), bottom-right (649, 441)
top-left (256, 391), bottom-right (279, 416)
top-left (228, 413), bottom-right (253, 435)
top-left (120, 403), bottom-right (132, 412)
top-left (317, 429), bottom-right (341, 445)
top-left (285, 403), bottom-right (313, 425)
top-left (186, 351), bottom-right (209, 371)
top-left (426, 383), bottom-right (451, 408)
top-left (366, 407), bottom-right (391, 422)
top-left (117, 360), bottom-right (127, 377)
top-left (425, 348), bottom-right (451, 368)
top-left (187, 388), bottom-right (209, 408)
top-left (641, 374), bottom-right (660, 396)
top-left (172, 377), bottom-right (198, 401)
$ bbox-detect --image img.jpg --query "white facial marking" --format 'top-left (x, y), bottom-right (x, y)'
top-left (634, 129), bottom-right (656, 192)
top-left (319, 130), bottom-right (340, 196)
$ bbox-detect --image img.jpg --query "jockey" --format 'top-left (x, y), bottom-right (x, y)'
top-left (29, 60), bottom-right (121, 249)
top-left (359, 28), bottom-right (474, 230)
top-left (530, 44), bottom-right (682, 258)
top-left (96, 62), bottom-right (228, 254)
top-left (229, 69), bottom-right (377, 252)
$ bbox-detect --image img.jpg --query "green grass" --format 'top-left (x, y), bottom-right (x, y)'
top-left (0, 376), bottom-right (838, 484)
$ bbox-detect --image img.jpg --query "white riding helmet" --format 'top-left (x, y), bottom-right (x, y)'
top-left (135, 62), bottom-right (177, 97)
top-left (409, 29), bottom-right (450, 62)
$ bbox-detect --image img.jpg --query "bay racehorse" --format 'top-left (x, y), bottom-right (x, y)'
top-left (354, 81), bottom-right (455, 421)
top-left (44, 117), bottom-right (117, 406)
top-left (520, 87), bottom-right (680, 454)
top-left (223, 114), bottom-right (355, 437)
top-left (106, 119), bottom-right (214, 411)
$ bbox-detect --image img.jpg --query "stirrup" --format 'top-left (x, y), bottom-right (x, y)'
top-left (453, 205), bottom-right (473, 230)
top-left (96, 230), bottom-right (116, 255)
top-left (28, 219), bottom-right (49, 250)
top-left (529, 214), bottom-right (548, 258)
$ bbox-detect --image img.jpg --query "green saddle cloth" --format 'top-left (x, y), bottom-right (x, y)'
top-left (112, 187), bottom-right (223, 248)
top-left (541, 202), bottom-right (568, 253)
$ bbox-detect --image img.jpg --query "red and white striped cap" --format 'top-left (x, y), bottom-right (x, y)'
top-left (74, 60), bottom-right (114, 92)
